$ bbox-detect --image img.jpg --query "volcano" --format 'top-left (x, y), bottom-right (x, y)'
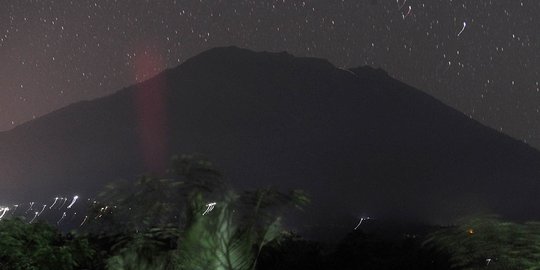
top-left (1, 46), bottom-right (539, 229)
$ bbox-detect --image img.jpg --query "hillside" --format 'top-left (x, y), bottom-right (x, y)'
top-left (1, 46), bottom-right (539, 229)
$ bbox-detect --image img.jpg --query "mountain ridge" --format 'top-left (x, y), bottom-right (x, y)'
top-left (4, 46), bottom-right (529, 152)
top-left (1, 46), bottom-right (539, 229)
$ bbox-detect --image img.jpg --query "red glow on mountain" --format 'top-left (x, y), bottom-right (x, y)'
top-left (133, 45), bottom-right (169, 173)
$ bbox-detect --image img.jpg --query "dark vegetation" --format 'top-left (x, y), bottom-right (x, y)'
top-left (0, 155), bottom-right (538, 269)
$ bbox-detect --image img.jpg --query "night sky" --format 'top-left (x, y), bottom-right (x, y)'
top-left (1, 0), bottom-right (539, 148)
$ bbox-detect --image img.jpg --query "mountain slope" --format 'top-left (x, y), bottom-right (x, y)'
top-left (1, 46), bottom-right (539, 228)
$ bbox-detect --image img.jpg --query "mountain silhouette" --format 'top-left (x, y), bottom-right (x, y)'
top-left (1, 46), bottom-right (539, 230)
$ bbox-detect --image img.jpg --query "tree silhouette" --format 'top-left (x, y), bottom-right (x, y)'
top-left (425, 215), bottom-right (540, 269)
top-left (0, 218), bottom-right (95, 270)
top-left (84, 154), bottom-right (308, 270)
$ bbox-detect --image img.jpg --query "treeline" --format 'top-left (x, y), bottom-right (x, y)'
top-left (0, 155), bottom-right (538, 269)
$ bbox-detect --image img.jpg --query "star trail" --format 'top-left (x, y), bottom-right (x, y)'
top-left (0, 0), bottom-right (538, 147)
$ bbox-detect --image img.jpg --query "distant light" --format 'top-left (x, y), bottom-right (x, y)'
top-left (354, 216), bottom-right (372, 230)
top-left (0, 207), bottom-right (9, 219)
top-left (67, 195), bottom-right (79, 209)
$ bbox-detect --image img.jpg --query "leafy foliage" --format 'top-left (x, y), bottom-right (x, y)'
top-left (177, 188), bottom-right (304, 270)
top-left (104, 227), bottom-right (180, 270)
top-left (86, 154), bottom-right (223, 234)
top-left (5, 152), bottom-right (540, 270)
top-left (83, 154), bottom-right (308, 270)
top-left (0, 219), bottom-right (95, 270)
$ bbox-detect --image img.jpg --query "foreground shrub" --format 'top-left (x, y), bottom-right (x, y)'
top-left (86, 154), bottom-right (308, 270)
top-left (0, 219), bottom-right (95, 270)
top-left (425, 216), bottom-right (540, 269)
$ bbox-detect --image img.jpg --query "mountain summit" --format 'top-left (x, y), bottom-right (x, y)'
top-left (1, 46), bottom-right (539, 227)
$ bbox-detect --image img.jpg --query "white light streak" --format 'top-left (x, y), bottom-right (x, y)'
top-left (202, 202), bottom-right (217, 215)
top-left (402, 6), bottom-right (412, 19)
top-left (458, 21), bottom-right (467, 37)
top-left (0, 207), bottom-right (9, 219)
top-left (354, 217), bottom-right (372, 230)
top-left (58, 197), bottom-right (68, 209)
top-left (29, 211), bottom-right (39, 223)
top-left (38, 205), bottom-right (47, 216)
top-left (401, 6), bottom-right (412, 20)
top-left (25, 202), bottom-right (35, 213)
top-left (67, 195), bottom-right (79, 209)
top-left (80, 215), bottom-right (88, 227)
top-left (50, 197), bottom-right (59, 209)
top-left (97, 206), bottom-right (108, 218)
top-left (57, 212), bottom-right (66, 225)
